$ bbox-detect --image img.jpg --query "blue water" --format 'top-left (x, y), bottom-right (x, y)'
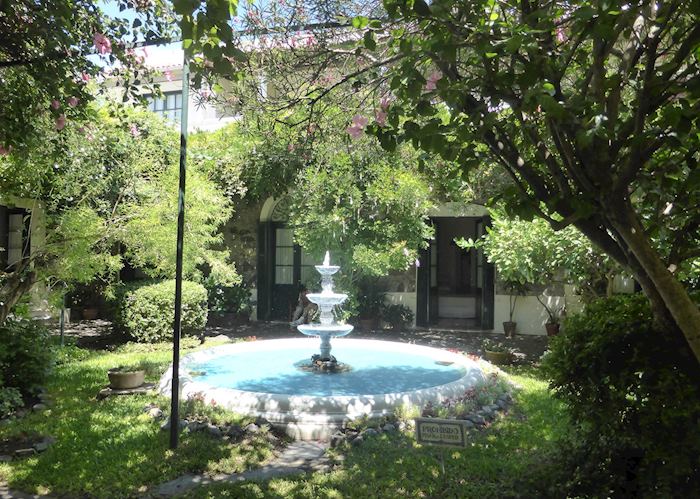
top-left (189, 344), bottom-right (465, 396)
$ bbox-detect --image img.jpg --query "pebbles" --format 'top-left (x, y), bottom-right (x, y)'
top-left (156, 411), bottom-right (281, 445)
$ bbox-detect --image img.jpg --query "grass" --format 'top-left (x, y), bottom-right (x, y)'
top-left (185, 364), bottom-right (569, 498)
top-left (0, 338), bottom-right (278, 498)
top-left (1, 340), bottom-right (568, 498)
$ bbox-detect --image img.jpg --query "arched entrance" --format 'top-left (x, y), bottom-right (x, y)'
top-left (256, 197), bottom-right (318, 321)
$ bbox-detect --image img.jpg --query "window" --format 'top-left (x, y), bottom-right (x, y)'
top-left (0, 206), bottom-right (30, 270)
top-left (274, 228), bottom-right (294, 285)
top-left (146, 92), bottom-right (182, 122)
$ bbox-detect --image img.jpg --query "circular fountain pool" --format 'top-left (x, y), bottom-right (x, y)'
top-left (159, 337), bottom-right (485, 440)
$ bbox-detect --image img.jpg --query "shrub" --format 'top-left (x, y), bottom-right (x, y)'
top-left (115, 280), bottom-right (208, 343)
top-left (205, 280), bottom-right (252, 316)
top-left (541, 294), bottom-right (700, 497)
top-left (0, 318), bottom-right (54, 395)
top-left (0, 387), bottom-right (23, 418)
top-left (382, 303), bottom-right (414, 330)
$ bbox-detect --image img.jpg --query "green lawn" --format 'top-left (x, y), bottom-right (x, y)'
top-left (1, 343), bottom-right (567, 498)
top-left (186, 365), bottom-right (568, 498)
top-left (0, 339), bottom-right (277, 498)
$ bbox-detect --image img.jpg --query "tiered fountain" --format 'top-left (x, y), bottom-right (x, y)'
top-left (160, 251), bottom-right (486, 440)
top-left (296, 252), bottom-right (353, 371)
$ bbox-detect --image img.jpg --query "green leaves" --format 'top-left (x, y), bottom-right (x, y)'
top-left (352, 16), bottom-right (370, 29)
top-left (363, 31), bottom-right (377, 51)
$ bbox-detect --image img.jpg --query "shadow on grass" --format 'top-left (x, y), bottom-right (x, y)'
top-left (0, 350), bottom-right (276, 498)
top-left (186, 368), bottom-right (570, 499)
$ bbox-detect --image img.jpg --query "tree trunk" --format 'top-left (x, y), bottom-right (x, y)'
top-left (610, 203), bottom-right (700, 363)
top-left (0, 262), bottom-right (37, 324)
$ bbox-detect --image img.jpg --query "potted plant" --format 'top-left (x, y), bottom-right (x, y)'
top-left (537, 296), bottom-right (564, 336)
top-left (502, 281), bottom-right (526, 338)
top-left (382, 303), bottom-right (414, 331)
top-left (356, 279), bottom-right (385, 331)
top-left (68, 284), bottom-right (101, 320)
top-left (205, 281), bottom-right (252, 327)
top-left (107, 365), bottom-right (146, 390)
top-left (482, 339), bottom-right (514, 364)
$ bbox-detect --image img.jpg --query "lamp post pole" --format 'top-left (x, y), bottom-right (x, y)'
top-left (169, 54), bottom-right (190, 450)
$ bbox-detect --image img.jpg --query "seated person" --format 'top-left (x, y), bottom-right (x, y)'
top-left (290, 285), bottom-right (318, 327)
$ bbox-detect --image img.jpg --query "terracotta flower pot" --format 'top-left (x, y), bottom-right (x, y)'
top-left (81, 307), bottom-right (98, 320)
top-left (503, 321), bottom-right (517, 338)
top-left (484, 350), bottom-right (513, 365)
top-left (545, 323), bottom-right (560, 337)
top-left (108, 369), bottom-right (145, 390)
top-left (359, 318), bottom-right (377, 331)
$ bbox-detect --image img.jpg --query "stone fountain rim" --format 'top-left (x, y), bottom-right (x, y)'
top-left (158, 338), bottom-right (486, 440)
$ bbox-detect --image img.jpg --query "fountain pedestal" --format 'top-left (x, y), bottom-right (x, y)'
top-left (296, 252), bottom-right (353, 364)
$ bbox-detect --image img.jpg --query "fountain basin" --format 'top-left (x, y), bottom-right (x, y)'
top-left (159, 338), bottom-right (485, 440)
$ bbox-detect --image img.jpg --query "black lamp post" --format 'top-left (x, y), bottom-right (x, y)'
top-left (169, 55), bottom-right (190, 450)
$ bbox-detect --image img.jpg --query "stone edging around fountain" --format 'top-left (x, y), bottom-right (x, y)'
top-left (159, 338), bottom-right (486, 441)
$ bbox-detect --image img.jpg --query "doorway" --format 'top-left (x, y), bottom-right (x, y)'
top-left (417, 216), bottom-right (494, 329)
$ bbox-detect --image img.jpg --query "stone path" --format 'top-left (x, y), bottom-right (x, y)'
top-left (0, 482), bottom-right (53, 499)
top-left (54, 319), bottom-right (550, 363)
top-left (152, 441), bottom-right (330, 497)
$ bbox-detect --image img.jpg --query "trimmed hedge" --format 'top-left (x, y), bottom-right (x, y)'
top-left (541, 294), bottom-right (700, 497)
top-left (116, 280), bottom-right (208, 343)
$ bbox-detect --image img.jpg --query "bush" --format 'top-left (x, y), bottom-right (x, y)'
top-left (205, 280), bottom-right (252, 316)
top-left (541, 294), bottom-right (700, 497)
top-left (115, 280), bottom-right (208, 343)
top-left (0, 318), bottom-right (54, 395)
top-left (382, 303), bottom-right (414, 330)
top-left (0, 387), bottom-right (23, 418)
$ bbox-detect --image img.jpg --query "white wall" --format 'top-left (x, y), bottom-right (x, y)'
top-left (385, 291), bottom-right (417, 318)
top-left (493, 292), bottom-right (583, 335)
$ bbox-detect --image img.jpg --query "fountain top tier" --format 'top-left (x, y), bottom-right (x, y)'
top-left (308, 251), bottom-right (346, 300)
top-left (297, 251), bottom-right (353, 351)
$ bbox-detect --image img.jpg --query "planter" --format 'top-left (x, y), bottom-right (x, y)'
top-left (208, 312), bottom-right (250, 327)
top-left (503, 321), bottom-right (517, 338)
top-left (545, 323), bottom-right (560, 337)
top-left (483, 350), bottom-right (513, 365)
top-left (81, 307), bottom-right (99, 320)
top-left (108, 369), bottom-right (145, 390)
top-left (359, 318), bottom-right (378, 331)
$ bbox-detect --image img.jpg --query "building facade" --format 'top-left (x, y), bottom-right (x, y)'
top-left (136, 49), bottom-right (631, 335)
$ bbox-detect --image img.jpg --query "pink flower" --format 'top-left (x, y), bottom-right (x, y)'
top-left (0, 145), bottom-right (11, 156)
top-left (163, 70), bottom-right (173, 81)
top-left (77, 126), bottom-right (86, 134)
top-left (55, 115), bottom-right (66, 130)
top-left (67, 96), bottom-right (79, 107)
top-left (50, 100), bottom-right (60, 110)
top-left (380, 96), bottom-right (392, 110)
top-left (425, 71), bottom-right (442, 91)
top-left (346, 114), bottom-right (369, 139)
top-left (200, 89), bottom-right (211, 99)
top-left (81, 72), bottom-right (91, 83)
top-left (375, 110), bottom-right (387, 127)
top-left (555, 27), bottom-right (566, 43)
top-left (129, 124), bottom-right (140, 138)
top-left (93, 32), bottom-right (112, 55)
top-left (306, 34), bottom-right (316, 47)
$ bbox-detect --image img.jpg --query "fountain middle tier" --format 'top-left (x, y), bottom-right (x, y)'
top-left (305, 292), bottom-right (347, 307)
